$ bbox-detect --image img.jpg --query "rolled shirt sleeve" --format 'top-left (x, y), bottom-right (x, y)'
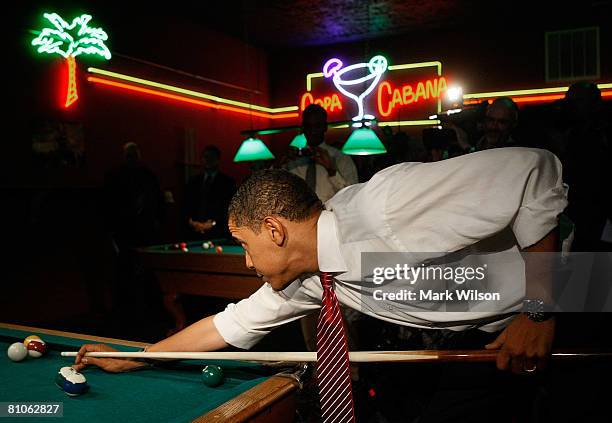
top-left (510, 150), bottom-right (567, 247)
top-left (213, 279), bottom-right (322, 349)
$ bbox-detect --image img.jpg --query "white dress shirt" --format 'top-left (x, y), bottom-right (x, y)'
top-left (214, 148), bottom-right (568, 349)
top-left (286, 143), bottom-right (359, 202)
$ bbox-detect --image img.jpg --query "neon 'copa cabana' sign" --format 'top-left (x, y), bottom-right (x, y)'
top-left (301, 56), bottom-right (448, 122)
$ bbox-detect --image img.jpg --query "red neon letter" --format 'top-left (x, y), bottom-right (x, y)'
top-left (426, 79), bottom-right (437, 99)
top-left (323, 96), bottom-right (332, 110)
top-left (377, 81), bottom-right (393, 117)
top-left (300, 92), bottom-right (314, 111)
top-left (415, 82), bottom-right (426, 102)
top-left (437, 77), bottom-right (448, 95)
top-left (330, 94), bottom-right (343, 111)
top-left (402, 85), bottom-right (414, 105)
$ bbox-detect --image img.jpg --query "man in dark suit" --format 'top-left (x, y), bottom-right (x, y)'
top-left (105, 142), bottom-right (164, 248)
top-left (184, 145), bottom-right (236, 239)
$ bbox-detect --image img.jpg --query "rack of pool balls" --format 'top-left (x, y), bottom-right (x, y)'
top-left (7, 335), bottom-right (47, 361)
top-left (165, 241), bottom-right (223, 254)
top-left (166, 242), bottom-right (190, 252)
top-left (202, 241), bottom-right (224, 254)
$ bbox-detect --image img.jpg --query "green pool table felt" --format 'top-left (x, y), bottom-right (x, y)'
top-left (0, 327), bottom-right (273, 422)
top-left (145, 239), bottom-right (245, 255)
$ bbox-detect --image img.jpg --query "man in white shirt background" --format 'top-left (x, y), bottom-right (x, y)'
top-left (76, 147), bottom-right (576, 421)
top-left (285, 104), bottom-right (359, 202)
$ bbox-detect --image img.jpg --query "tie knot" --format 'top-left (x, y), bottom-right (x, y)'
top-left (321, 272), bottom-right (334, 289)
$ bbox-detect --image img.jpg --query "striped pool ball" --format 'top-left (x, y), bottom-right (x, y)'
top-left (23, 335), bottom-right (41, 346)
top-left (26, 339), bottom-right (47, 358)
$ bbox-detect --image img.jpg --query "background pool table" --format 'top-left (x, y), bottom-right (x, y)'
top-left (0, 323), bottom-right (298, 422)
top-left (136, 240), bottom-right (263, 333)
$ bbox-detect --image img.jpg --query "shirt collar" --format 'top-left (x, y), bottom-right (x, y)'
top-left (317, 210), bottom-right (348, 273)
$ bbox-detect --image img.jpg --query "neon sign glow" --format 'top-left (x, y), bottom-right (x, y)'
top-left (323, 55), bottom-right (388, 121)
top-left (300, 92), bottom-right (343, 112)
top-left (462, 83), bottom-right (612, 105)
top-left (87, 76), bottom-right (298, 119)
top-left (88, 68), bottom-right (298, 114)
top-left (377, 78), bottom-right (448, 117)
top-left (32, 13), bottom-right (111, 108)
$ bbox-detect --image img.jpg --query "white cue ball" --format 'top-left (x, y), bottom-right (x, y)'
top-left (7, 342), bottom-right (28, 362)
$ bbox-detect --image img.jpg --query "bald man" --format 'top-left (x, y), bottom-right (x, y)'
top-left (477, 97), bottom-right (519, 150)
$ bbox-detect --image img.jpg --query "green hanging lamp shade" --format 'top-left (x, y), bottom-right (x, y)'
top-left (233, 137), bottom-right (275, 162)
top-left (289, 133), bottom-right (307, 149)
top-left (342, 128), bottom-right (386, 155)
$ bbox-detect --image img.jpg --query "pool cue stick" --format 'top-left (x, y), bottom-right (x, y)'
top-left (61, 349), bottom-right (612, 363)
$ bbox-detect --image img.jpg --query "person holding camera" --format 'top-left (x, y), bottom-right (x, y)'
top-left (284, 104), bottom-right (359, 202)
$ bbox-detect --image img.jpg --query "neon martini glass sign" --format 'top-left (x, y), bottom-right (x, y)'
top-left (323, 55), bottom-right (388, 122)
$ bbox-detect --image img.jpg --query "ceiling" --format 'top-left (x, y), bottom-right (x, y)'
top-left (195, 0), bottom-right (471, 47)
top-left (21, 0), bottom-right (610, 50)
top-left (188, 0), bottom-right (611, 48)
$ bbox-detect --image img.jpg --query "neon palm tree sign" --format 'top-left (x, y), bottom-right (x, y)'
top-left (32, 12), bottom-right (111, 108)
top-left (323, 55), bottom-right (388, 122)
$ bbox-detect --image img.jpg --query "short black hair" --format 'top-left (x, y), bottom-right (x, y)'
top-left (202, 145), bottom-right (221, 159)
top-left (489, 97), bottom-right (519, 123)
top-left (302, 104), bottom-right (327, 122)
top-left (229, 169), bottom-right (323, 232)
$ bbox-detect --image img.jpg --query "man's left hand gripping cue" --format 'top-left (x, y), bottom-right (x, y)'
top-left (485, 228), bottom-right (558, 374)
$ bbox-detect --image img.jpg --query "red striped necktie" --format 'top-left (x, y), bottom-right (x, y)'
top-left (316, 272), bottom-right (356, 423)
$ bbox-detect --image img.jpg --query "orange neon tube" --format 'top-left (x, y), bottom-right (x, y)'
top-left (464, 91), bottom-right (611, 105)
top-left (87, 77), bottom-right (298, 120)
top-left (511, 94), bottom-right (565, 103)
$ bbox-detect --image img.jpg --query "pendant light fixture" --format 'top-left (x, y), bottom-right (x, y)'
top-left (289, 133), bottom-right (307, 149)
top-left (342, 123), bottom-right (386, 155)
top-left (233, 136), bottom-right (275, 162)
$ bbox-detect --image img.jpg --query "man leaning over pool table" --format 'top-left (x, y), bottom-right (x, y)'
top-left (75, 148), bottom-right (566, 407)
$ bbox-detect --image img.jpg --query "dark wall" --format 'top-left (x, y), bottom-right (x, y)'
top-left (3, 8), bottom-right (273, 333)
top-left (12, 12), bottom-right (272, 189)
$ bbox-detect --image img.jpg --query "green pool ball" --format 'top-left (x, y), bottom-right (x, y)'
top-left (201, 365), bottom-right (224, 387)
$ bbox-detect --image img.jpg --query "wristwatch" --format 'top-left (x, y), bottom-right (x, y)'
top-left (523, 299), bottom-right (555, 322)
top-left (526, 311), bottom-right (554, 322)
